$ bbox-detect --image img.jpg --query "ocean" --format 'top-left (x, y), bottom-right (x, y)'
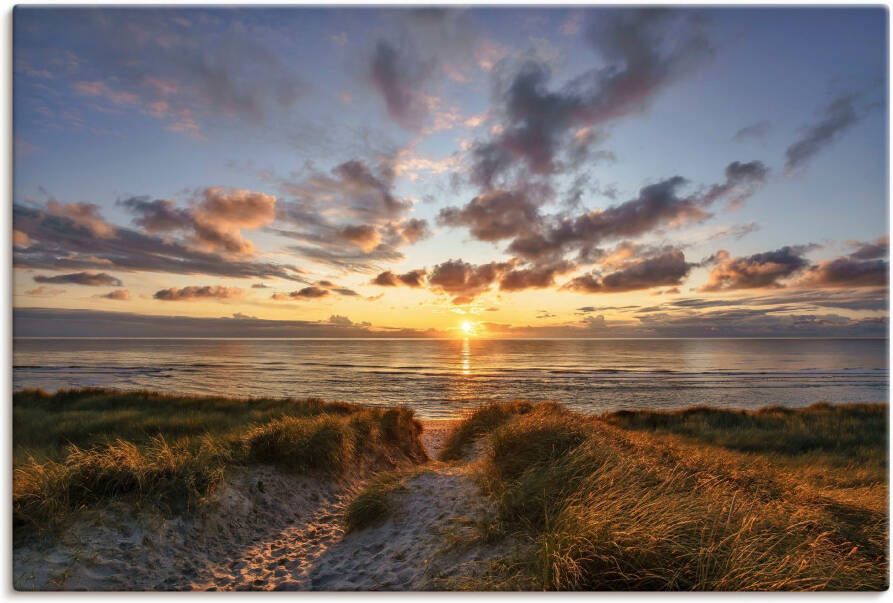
top-left (13, 338), bottom-right (888, 418)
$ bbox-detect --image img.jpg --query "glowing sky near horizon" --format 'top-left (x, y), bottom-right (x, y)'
top-left (12, 7), bottom-right (889, 338)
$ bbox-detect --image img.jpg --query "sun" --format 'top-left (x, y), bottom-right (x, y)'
top-left (460, 321), bottom-right (475, 336)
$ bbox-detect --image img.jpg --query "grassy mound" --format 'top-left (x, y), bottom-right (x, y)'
top-left (13, 389), bottom-right (425, 539)
top-left (460, 402), bottom-right (888, 591)
top-left (344, 471), bottom-right (409, 533)
top-left (439, 401), bottom-right (534, 460)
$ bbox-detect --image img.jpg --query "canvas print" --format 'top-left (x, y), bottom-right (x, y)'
top-left (11, 5), bottom-right (889, 591)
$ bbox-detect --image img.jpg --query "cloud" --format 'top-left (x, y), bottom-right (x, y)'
top-left (14, 202), bottom-right (303, 281)
top-left (101, 289), bottom-right (130, 301)
top-left (564, 248), bottom-right (692, 293)
top-left (339, 224), bottom-right (382, 252)
top-left (46, 201), bottom-right (116, 237)
top-left (428, 258), bottom-right (513, 303)
top-left (367, 9), bottom-right (483, 130)
top-left (438, 188), bottom-right (543, 242)
top-left (369, 40), bottom-right (435, 130)
top-left (469, 9), bottom-right (713, 185)
top-left (251, 283), bottom-right (270, 289)
top-left (798, 257), bottom-right (888, 289)
top-left (371, 269), bottom-right (427, 287)
top-left (17, 10), bottom-right (307, 135)
top-left (120, 187), bottom-right (277, 256)
top-left (275, 158), bottom-right (427, 271)
top-left (784, 93), bottom-right (865, 173)
top-left (499, 260), bottom-right (576, 291)
top-left (272, 286), bottom-right (329, 300)
top-left (506, 163), bottom-right (766, 264)
top-left (34, 271), bottom-right (123, 286)
top-left (154, 285), bottom-right (243, 301)
top-left (848, 236), bottom-right (888, 260)
top-left (641, 288), bottom-right (888, 314)
top-left (733, 120), bottom-right (770, 142)
top-left (24, 285), bottom-right (66, 296)
top-left (13, 230), bottom-right (31, 248)
top-left (700, 245), bottom-right (814, 291)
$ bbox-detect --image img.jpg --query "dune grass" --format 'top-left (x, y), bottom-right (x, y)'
top-left (439, 401), bottom-right (535, 461)
top-left (13, 388), bottom-right (360, 463)
top-left (344, 471), bottom-right (410, 533)
top-left (456, 402), bottom-right (888, 591)
top-left (13, 388), bottom-right (425, 539)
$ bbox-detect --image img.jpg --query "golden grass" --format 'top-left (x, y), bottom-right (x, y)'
top-left (344, 470), bottom-right (411, 533)
top-left (459, 402), bottom-right (888, 591)
top-left (13, 389), bottom-right (426, 540)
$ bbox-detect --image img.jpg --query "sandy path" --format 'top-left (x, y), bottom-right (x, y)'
top-left (419, 419), bottom-right (460, 461)
top-left (15, 419), bottom-right (512, 591)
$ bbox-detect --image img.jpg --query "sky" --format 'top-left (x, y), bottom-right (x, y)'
top-left (12, 7), bottom-right (890, 338)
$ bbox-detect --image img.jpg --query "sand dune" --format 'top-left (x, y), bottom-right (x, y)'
top-left (14, 420), bottom-right (511, 591)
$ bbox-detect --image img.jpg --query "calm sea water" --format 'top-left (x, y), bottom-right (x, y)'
top-left (13, 338), bottom-right (889, 418)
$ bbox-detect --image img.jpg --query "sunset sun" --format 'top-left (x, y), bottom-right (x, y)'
top-left (460, 321), bottom-right (475, 336)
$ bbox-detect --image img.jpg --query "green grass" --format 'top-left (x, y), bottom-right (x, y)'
top-left (458, 402), bottom-right (888, 591)
top-left (13, 388), bottom-right (425, 540)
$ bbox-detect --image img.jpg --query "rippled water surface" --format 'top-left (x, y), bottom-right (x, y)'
top-left (13, 338), bottom-right (888, 418)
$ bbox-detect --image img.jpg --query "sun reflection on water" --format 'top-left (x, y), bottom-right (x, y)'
top-left (461, 338), bottom-right (471, 375)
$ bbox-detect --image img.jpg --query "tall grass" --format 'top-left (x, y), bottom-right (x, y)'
top-left (440, 401), bottom-right (535, 460)
top-left (13, 389), bottom-right (425, 539)
top-left (463, 402), bottom-right (888, 591)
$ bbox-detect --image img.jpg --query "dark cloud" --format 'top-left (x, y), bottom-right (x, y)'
top-left (399, 218), bottom-right (431, 243)
top-left (34, 271), bottom-right (123, 287)
top-left (371, 269), bottom-right (427, 287)
top-left (706, 222), bottom-right (760, 242)
top-left (272, 286), bottom-right (329, 300)
top-left (499, 260), bottom-right (576, 291)
top-left (251, 283), bottom-right (270, 289)
top-left (785, 94), bottom-right (865, 173)
top-left (564, 249), bottom-right (692, 293)
top-left (848, 236), bottom-right (888, 260)
top-left (733, 120), bottom-right (770, 142)
top-left (100, 289), bottom-right (130, 301)
top-left (367, 9), bottom-right (481, 130)
top-left (507, 164), bottom-right (766, 263)
top-left (700, 245), bottom-right (813, 291)
top-left (428, 258), bottom-right (514, 304)
top-left (120, 197), bottom-right (192, 233)
top-left (154, 285), bottom-right (243, 301)
top-left (15, 202), bottom-right (303, 281)
top-left (120, 187), bottom-right (277, 256)
top-left (469, 8), bottom-right (713, 186)
top-left (438, 188), bottom-right (543, 242)
top-left (369, 40), bottom-right (433, 130)
top-left (275, 158), bottom-right (427, 271)
top-left (711, 161), bottom-right (770, 208)
top-left (799, 257), bottom-right (888, 289)
top-left (640, 288), bottom-right (889, 314)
